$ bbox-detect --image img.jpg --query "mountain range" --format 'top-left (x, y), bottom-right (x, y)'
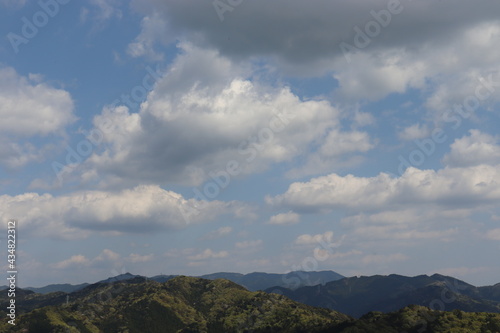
top-left (268, 273), bottom-right (500, 318)
top-left (1, 274), bottom-right (500, 332)
top-left (16, 270), bottom-right (345, 294)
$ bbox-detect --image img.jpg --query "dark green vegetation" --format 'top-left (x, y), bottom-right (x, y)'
top-left (2, 275), bottom-right (500, 332)
top-left (0, 276), bottom-right (350, 332)
top-left (268, 274), bottom-right (500, 318)
top-left (336, 305), bottom-right (500, 332)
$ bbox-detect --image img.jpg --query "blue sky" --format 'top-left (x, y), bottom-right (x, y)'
top-left (1, 0), bottom-right (500, 287)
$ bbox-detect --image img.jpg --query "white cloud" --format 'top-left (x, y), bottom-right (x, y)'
top-left (0, 185), bottom-right (249, 239)
top-left (332, 50), bottom-right (427, 101)
top-left (398, 123), bottom-right (431, 141)
top-left (268, 211), bottom-right (300, 225)
top-left (268, 165), bottom-right (500, 213)
top-left (443, 130), bottom-right (500, 167)
top-left (127, 13), bottom-right (171, 60)
top-left (0, 68), bottom-right (74, 136)
top-left (320, 130), bottom-right (374, 156)
top-left (187, 249), bottom-right (229, 261)
top-left (81, 43), bottom-right (362, 187)
top-left (0, 67), bottom-right (75, 168)
top-left (51, 255), bottom-right (90, 269)
top-left (51, 249), bottom-right (121, 270)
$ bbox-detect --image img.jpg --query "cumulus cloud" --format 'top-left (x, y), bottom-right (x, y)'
top-left (443, 130), bottom-right (500, 167)
top-left (51, 249), bottom-right (121, 270)
top-left (0, 67), bottom-right (74, 136)
top-left (79, 43), bottom-right (373, 187)
top-left (51, 255), bottom-right (90, 269)
top-left (127, 13), bottom-right (171, 60)
top-left (132, 0), bottom-right (500, 104)
top-left (398, 123), bottom-right (431, 141)
top-left (0, 67), bottom-right (75, 168)
top-left (268, 211), bottom-right (300, 225)
top-left (268, 165), bottom-right (500, 213)
top-left (0, 185), bottom-right (249, 239)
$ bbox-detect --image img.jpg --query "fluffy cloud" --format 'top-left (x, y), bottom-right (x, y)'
top-left (127, 13), bottom-right (171, 60)
top-left (80, 43), bottom-right (372, 187)
top-left (51, 255), bottom-right (90, 269)
top-left (0, 185), bottom-right (250, 239)
top-left (0, 67), bottom-right (75, 168)
top-left (133, 0), bottom-right (500, 103)
top-left (398, 123), bottom-right (431, 141)
top-left (268, 211), bottom-right (300, 225)
top-left (267, 165), bottom-right (500, 213)
top-left (51, 249), bottom-right (121, 270)
top-left (443, 130), bottom-right (500, 167)
top-left (0, 67), bottom-right (74, 137)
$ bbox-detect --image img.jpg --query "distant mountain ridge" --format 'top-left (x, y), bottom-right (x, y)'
top-left (18, 270), bottom-right (344, 294)
top-left (200, 270), bottom-right (344, 291)
top-left (267, 273), bottom-right (500, 318)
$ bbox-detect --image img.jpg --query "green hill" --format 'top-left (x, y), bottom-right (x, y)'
top-left (3, 276), bottom-right (500, 332)
top-left (0, 276), bottom-right (350, 332)
top-left (267, 274), bottom-right (500, 318)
